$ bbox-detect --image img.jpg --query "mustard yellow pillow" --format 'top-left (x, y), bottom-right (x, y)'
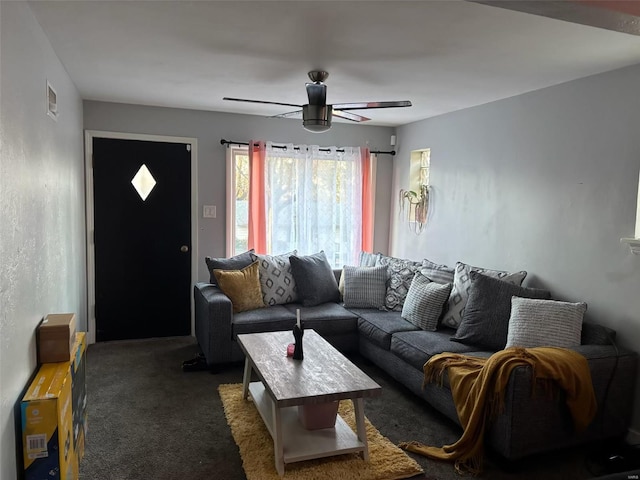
top-left (213, 261), bottom-right (265, 313)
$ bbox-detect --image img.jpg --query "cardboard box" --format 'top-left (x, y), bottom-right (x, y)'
top-left (70, 332), bottom-right (87, 462)
top-left (21, 362), bottom-right (77, 480)
top-left (22, 332), bottom-right (87, 480)
top-left (38, 313), bottom-right (76, 363)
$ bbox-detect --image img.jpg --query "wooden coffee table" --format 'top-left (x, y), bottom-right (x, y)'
top-left (237, 329), bottom-right (382, 476)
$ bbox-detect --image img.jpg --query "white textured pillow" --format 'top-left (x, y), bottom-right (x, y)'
top-left (505, 297), bottom-right (587, 349)
top-left (342, 265), bottom-right (387, 309)
top-left (250, 251), bottom-right (298, 306)
top-left (441, 261), bottom-right (527, 329)
top-left (401, 272), bottom-right (452, 331)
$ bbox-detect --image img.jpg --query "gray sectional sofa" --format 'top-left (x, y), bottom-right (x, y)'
top-left (194, 253), bottom-right (637, 462)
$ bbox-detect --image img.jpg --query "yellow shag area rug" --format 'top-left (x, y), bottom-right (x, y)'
top-left (219, 383), bottom-right (424, 480)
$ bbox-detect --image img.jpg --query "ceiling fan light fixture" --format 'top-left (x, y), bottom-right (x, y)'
top-left (303, 104), bottom-right (332, 133)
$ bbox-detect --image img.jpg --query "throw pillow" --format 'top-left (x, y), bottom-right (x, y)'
top-left (213, 261), bottom-right (264, 313)
top-left (376, 255), bottom-right (423, 311)
top-left (401, 272), bottom-right (452, 331)
top-left (342, 265), bottom-right (387, 309)
top-left (289, 251), bottom-right (340, 307)
top-left (505, 297), bottom-right (587, 349)
top-left (205, 249), bottom-right (255, 284)
top-left (452, 272), bottom-right (551, 350)
top-left (359, 251), bottom-right (380, 267)
top-left (420, 258), bottom-right (455, 285)
top-left (250, 251), bottom-right (298, 306)
top-left (441, 261), bottom-right (527, 329)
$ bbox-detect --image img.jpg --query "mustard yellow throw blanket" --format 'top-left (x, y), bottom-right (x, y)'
top-left (399, 347), bottom-right (597, 474)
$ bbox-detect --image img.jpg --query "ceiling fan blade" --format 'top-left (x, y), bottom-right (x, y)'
top-left (333, 110), bottom-right (370, 123)
top-left (332, 100), bottom-right (412, 111)
top-left (271, 109), bottom-right (303, 119)
top-left (223, 97), bottom-right (302, 108)
top-left (305, 83), bottom-right (326, 106)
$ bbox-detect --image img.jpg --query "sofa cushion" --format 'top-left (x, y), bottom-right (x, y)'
top-left (376, 255), bottom-right (423, 311)
top-left (401, 272), bottom-right (452, 331)
top-left (420, 258), bottom-right (455, 285)
top-left (390, 330), bottom-right (481, 372)
top-left (250, 251), bottom-right (298, 306)
top-left (452, 272), bottom-right (551, 350)
top-left (283, 303), bottom-right (358, 337)
top-left (506, 297), bottom-right (587, 349)
top-left (213, 261), bottom-right (265, 313)
top-left (232, 305), bottom-right (296, 337)
top-left (205, 249), bottom-right (255, 284)
top-left (290, 251), bottom-right (340, 307)
top-left (355, 309), bottom-right (419, 350)
top-left (441, 261), bottom-right (527, 329)
top-left (342, 265), bottom-right (387, 309)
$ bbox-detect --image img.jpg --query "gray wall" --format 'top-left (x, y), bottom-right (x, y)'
top-left (391, 63), bottom-right (640, 435)
top-left (83, 101), bottom-right (395, 282)
top-left (0, 2), bottom-right (86, 479)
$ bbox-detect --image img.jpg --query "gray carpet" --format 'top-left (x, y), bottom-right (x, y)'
top-left (79, 336), bottom-right (604, 480)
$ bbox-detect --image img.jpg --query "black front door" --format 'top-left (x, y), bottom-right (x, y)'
top-left (93, 137), bottom-right (191, 341)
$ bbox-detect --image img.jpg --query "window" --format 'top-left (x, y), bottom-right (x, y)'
top-left (227, 146), bottom-right (249, 255)
top-left (226, 142), bottom-right (374, 267)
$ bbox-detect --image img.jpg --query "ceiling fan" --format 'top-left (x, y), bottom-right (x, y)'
top-left (223, 71), bottom-right (412, 133)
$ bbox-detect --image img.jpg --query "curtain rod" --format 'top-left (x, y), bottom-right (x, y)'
top-left (220, 139), bottom-right (396, 156)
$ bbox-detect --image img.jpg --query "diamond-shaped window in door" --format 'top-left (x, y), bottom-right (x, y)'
top-left (131, 164), bottom-right (156, 201)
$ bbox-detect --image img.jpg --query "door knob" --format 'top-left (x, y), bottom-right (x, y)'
top-left (180, 245), bottom-right (189, 253)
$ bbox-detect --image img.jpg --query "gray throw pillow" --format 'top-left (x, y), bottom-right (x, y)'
top-left (289, 251), bottom-right (340, 307)
top-left (342, 265), bottom-right (387, 309)
top-left (401, 272), bottom-right (452, 331)
top-left (505, 297), bottom-right (587, 349)
top-left (452, 271), bottom-right (551, 350)
top-left (376, 255), bottom-right (423, 311)
top-left (441, 261), bottom-right (527, 329)
top-left (205, 249), bottom-right (255, 284)
top-left (250, 251), bottom-right (298, 306)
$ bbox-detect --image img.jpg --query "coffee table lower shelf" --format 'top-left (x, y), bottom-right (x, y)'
top-left (248, 382), bottom-right (366, 465)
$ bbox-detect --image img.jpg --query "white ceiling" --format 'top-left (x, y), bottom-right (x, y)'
top-left (27, 0), bottom-right (640, 127)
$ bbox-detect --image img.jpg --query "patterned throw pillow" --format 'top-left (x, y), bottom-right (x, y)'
top-left (401, 271), bottom-right (452, 331)
top-left (342, 265), bottom-right (387, 309)
top-left (250, 251), bottom-right (297, 306)
top-left (441, 261), bottom-right (527, 329)
top-left (213, 261), bottom-right (264, 313)
top-left (376, 255), bottom-right (423, 311)
top-left (420, 258), bottom-right (455, 285)
top-left (506, 297), bottom-right (587, 348)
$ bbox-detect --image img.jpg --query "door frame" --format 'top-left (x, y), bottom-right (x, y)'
top-left (84, 130), bottom-right (198, 344)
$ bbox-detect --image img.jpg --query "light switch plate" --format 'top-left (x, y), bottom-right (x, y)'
top-left (203, 205), bottom-right (216, 218)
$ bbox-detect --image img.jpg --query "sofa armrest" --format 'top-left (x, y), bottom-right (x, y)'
top-left (194, 282), bottom-right (234, 366)
top-left (488, 344), bottom-right (637, 459)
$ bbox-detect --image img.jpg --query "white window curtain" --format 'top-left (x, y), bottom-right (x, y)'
top-left (264, 142), bottom-right (363, 267)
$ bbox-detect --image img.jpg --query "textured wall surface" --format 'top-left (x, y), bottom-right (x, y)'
top-left (0, 3), bottom-right (85, 479)
top-left (392, 63), bottom-right (640, 435)
top-left (83, 101), bottom-right (396, 282)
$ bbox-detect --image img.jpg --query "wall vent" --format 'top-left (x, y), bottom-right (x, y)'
top-left (47, 80), bottom-right (58, 121)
